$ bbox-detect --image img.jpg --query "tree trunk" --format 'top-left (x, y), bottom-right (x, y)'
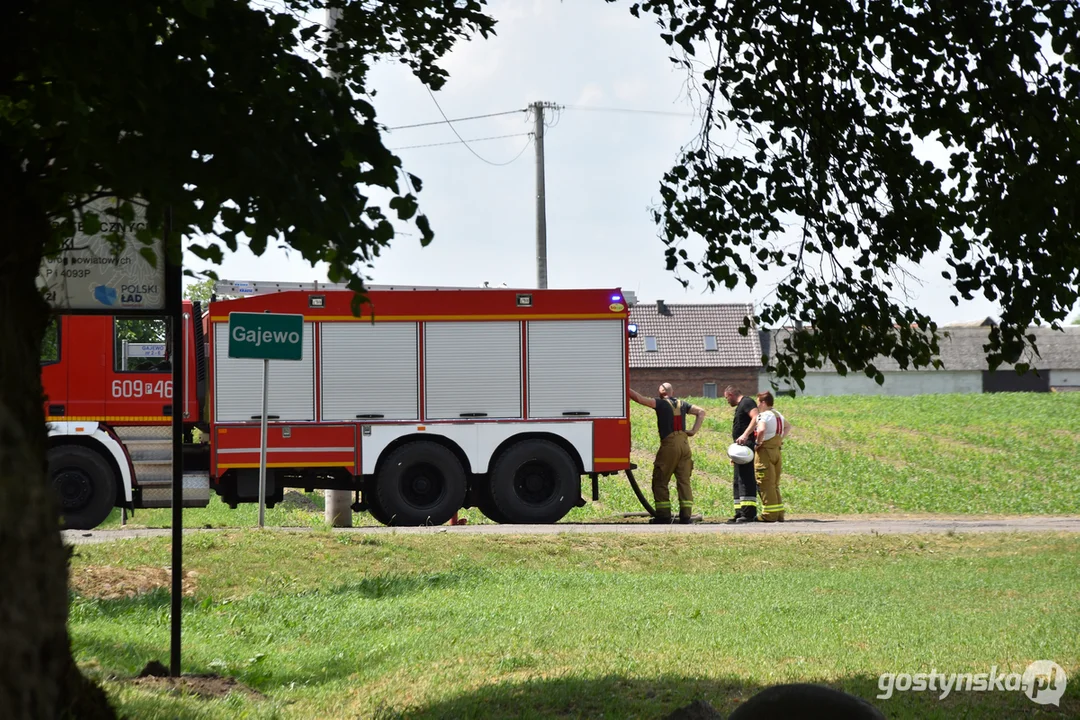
top-left (0, 151), bottom-right (116, 718)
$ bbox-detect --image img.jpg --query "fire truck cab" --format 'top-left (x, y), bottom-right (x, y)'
top-left (41, 281), bottom-right (637, 529)
top-left (42, 301), bottom-right (211, 529)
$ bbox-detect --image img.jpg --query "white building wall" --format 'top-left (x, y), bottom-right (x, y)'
top-left (1050, 370), bottom-right (1080, 388)
top-left (759, 370), bottom-right (983, 396)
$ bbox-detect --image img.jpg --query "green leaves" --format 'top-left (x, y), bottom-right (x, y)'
top-left (181, 0), bottom-right (214, 19)
top-left (7, 0), bottom-right (496, 317)
top-left (619, 0), bottom-right (1080, 389)
top-left (138, 248), bottom-right (158, 269)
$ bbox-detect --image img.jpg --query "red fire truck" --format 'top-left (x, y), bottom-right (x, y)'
top-left (42, 281), bottom-right (638, 529)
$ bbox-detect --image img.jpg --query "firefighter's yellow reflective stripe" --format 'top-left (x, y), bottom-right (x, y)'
top-left (46, 416), bottom-right (171, 422)
top-left (679, 500), bottom-right (693, 507)
top-left (218, 461), bottom-right (354, 469)
top-left (654, 501), bottom-right (671, 509)
top-left (211, 313), bottom-right (620, 323)
top-left (594, 457), bottom-right (630, 464)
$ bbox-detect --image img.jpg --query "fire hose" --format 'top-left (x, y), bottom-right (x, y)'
top-left (624, 465), bottom-right (656, 517)
top-left (623, 464), bottom-right (704, 523)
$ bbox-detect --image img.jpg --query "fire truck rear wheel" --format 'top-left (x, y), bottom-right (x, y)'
top-left (375, 442), bottom-right (467, 526)
top-left (48, 445), bottom-right (117, 530)
top-left (469, 478), bottom-right (510, 524)
top-left (489, 440), bottom-right (578, 524)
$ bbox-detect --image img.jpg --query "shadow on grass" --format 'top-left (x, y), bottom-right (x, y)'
top-left (75, 630), bottom-right (189, 679)
top-left (70, 587), bottom-right (195, 618)
top-left (550, 518), bottom-right (838, 526)
top-left (71, 564), bottom-right (487, 610)
top-left (75, 628), bottom-right (396, 694)
top-left (107, 691), bottom-right (285, 720)
top-left (374, 673), bottom-right (1078, 720)
top-left (321, 566), bottom-right (490, 600)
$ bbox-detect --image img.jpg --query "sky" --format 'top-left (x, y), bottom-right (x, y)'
top-left (183, 0), bottom-right (1068, 326)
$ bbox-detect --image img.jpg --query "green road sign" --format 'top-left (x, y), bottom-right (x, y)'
top-left (228, 312), bottom-right (304, 361)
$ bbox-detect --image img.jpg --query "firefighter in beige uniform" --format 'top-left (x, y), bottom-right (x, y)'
top-left (629, 383), bottom-right (706, 523)
top-left (753, 391), bottom-right (790, 522)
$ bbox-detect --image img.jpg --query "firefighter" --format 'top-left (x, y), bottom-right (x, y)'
top-left (725, 385), bottom-right (759, 523)
top-left (629, 383), bottom-right (706, 523)
top-left (752, 391), bottom-right (790, 522)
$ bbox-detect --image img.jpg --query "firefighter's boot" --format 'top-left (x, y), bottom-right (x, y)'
top-left (735, 505), bottom-right (758, 524)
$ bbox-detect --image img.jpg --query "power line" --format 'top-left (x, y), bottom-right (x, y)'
top-left (386, 109), bottom-right (527, 131)
top-left (562, 104), bottom-right (695, 118)
top-left (423, 89), bottom-right (531, 166)
top-left (382, 104), bottom-right (693, 132)
top-left (390, 132), bottom-right (532, 151)
top-left (381, 100), bottom-right (696, 162)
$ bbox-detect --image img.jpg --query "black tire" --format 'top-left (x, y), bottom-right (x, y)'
top-left (374, 442), bottom-right (467, 526)
top-left (490, 440), bottom-right (579, 524)
top-left (362, 480), bottom-right (393, 526)
top-left (49, 445), bottom-right (117, 530)
top-left (469, 476), bottom-right (510, 524)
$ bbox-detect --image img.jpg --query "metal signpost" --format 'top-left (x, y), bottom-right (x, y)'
top-left (38, 197), bottom-right (188, 676)
top-left (165, 216), bottom-right (183, 677)
top-left (226, 312), bottom-right (304, 527)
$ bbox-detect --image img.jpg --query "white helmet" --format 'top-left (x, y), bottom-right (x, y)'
top-left (727, 443), bottom-right (755, 465)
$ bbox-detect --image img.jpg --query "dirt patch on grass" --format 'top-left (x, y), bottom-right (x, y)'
top-left (1049, 428), bottom-right (1080, 443)
top-left (884, 425), bottom-right (1008, 456)
top-left (128, 660), bottom-right (264, 699)
top-left (71, 565), bottom-right (198, 600)
top-left (281, 489), bottom-right (320, 511)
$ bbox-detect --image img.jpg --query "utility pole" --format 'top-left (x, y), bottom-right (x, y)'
top-left (323, 4), bottom-right (352, 529)
top-left (530, 101), bottom-right (555, 289)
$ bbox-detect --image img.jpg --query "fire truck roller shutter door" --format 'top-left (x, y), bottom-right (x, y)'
top-left (48, 445), bottom-right (117, 530)
top-left (489, 439), bottom-right (579, 524)
top-left (374, 441), bottom-right (467, 526)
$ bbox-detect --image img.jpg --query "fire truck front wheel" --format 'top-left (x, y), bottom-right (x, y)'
top-left (375, 442), bottom-right (467, 526)
top-left (489, 440), bottom-right (578, 524)
top-left (48, 445), bottom-right (117, 530)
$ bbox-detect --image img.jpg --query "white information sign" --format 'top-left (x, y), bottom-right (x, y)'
top-left (38, 196), bottom-right (166, 311)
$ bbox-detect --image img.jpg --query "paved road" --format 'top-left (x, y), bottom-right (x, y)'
top-left (62, 516), bottom-right (1080, 545)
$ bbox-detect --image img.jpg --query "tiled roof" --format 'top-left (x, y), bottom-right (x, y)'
top-left (761, 325), bottom-right (1080, 372)
top-left (628, 302), bottom-right (761, 368)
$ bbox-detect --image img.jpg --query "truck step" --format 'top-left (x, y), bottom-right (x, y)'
top-left (113, 426), bottom-right (173, 442)
top-left (132, 459), bottom-right (174, 485)
top-left (138, 472), bottom-right (211, 508)
top-left (123, 439), bottom-right (173, 462)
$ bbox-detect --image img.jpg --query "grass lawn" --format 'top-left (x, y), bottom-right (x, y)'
top-left (99, 393), bottom-right (1080, 530)
top-left (70, 531), bottom-right (1080, 719)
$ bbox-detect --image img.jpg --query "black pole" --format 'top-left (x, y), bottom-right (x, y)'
top-left (165, 206), bottom-right (184, 677)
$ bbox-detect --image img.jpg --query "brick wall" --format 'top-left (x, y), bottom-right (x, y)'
top-left (630, 367), bottom-right (760, 399)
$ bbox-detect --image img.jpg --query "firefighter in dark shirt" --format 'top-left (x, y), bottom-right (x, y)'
top-left (724, 385), bottom-right (759, 523)
top-left (629, 383), bottom-right (706, 523)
